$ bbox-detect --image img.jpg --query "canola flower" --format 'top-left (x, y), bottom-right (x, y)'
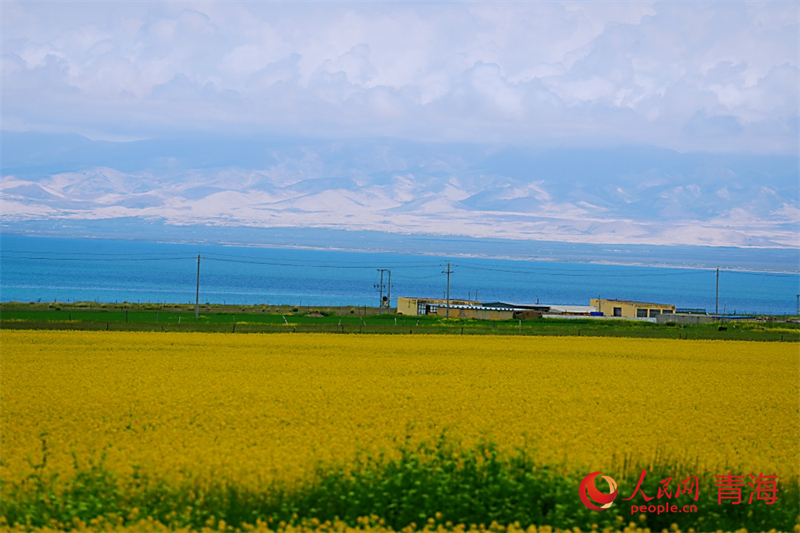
top-left (1, 331), bottom-right (798, 531)
top-left (3, 515), bottom-right (799, 533)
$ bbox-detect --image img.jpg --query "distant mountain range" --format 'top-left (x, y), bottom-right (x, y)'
top-left (2, 131), bottom-right (798, 248)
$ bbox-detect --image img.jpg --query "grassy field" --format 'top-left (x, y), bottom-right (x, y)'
top-left (2, 302), bottom-right (798, 341)
top-left (1, 331), bottom-right (798, 532)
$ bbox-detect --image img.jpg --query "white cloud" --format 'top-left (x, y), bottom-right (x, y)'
top-left (0, 1), bottom-right (797, 152)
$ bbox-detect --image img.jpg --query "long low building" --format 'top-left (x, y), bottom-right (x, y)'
top-left (398, 297), bottom-right (593, 319)
top-left (397, 297), bottom-right (475, 316)
top-left (397, 297), bottom-right (538, 319)
top-left (435, 305), bottom-right (544, 320)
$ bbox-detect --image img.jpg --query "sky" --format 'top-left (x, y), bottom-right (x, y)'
top-left (1, 1), bottom-right (799, 249)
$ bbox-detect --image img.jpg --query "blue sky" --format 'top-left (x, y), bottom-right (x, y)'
top-left (1, 2), bottom-right (798, 248)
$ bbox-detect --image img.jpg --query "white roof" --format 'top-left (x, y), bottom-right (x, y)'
top-left (546, 305), bottom-right (596, 313)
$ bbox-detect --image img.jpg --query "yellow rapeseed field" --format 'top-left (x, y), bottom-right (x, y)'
top-left (1, 330), bottom-right (798, 495)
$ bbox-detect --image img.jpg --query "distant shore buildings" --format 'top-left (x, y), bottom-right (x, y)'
top-left (397, 296), bottom-right (676, 321)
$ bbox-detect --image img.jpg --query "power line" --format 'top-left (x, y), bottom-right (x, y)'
top-left (454, 259), bottom-right (799, 277)
top-left (456, 265), bottom-right (712, 277)
top-left (3, 250), bottom-right (797, 287)
top-left (0, 256), bottom-right (196, 262)
top-left (202, 250), bottom-right (441, 266)
top-left (4, 249), bottom-right (797, 276)
top-left (204, 257), bottom-right (397, 269)
top-left (391, 273), bottom-right (442, 280)
top-left (721, 271), bottom-right (799, 278)
top-left (1, 250), bottom-right (193, 257)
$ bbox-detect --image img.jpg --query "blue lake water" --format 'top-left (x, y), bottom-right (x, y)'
top-left (1, 235), bottom-right (798, 315)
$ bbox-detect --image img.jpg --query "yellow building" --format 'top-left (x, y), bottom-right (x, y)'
top-left (397, 297), bottom-right (476, 316)
top-left (590, 298), bottom-right (675, 318)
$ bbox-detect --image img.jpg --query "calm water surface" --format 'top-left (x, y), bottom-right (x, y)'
top-left (1, 235), bottom-right (797, 315)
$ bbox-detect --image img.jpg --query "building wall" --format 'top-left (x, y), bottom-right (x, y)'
top-left (513, 310), bottom-right (543, 319)
top-left (435, 307), bottom-right (514, 320)
top-left (544, 305), bottom-right (594, 315)
top-left (590, 298), bottom-right (675, 318)
top-left (656, 313), bottom-right (716, 324)
top-left (397, 297), bottom-right (477, 316)
top-left (397, 297), bottom-right (419, 316)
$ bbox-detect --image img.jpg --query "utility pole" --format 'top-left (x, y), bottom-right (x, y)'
top-left (375, 269), bottom-right (391, 315)
top-left (387, 269), bottom-right (391, 311)
top-left (442, 261), bottom-right (453, 319)
top-left (195, 253), bottom-right (201, 319)
top-left (796, 294), bottom-right (799, 315)
top-left (715, 267), bottom-right (720, 315)
top-left (378, 269), bottom-right (384, 315)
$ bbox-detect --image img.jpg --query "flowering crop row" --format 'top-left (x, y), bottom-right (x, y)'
top-left (1, 331), bottom-right (797, 530)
